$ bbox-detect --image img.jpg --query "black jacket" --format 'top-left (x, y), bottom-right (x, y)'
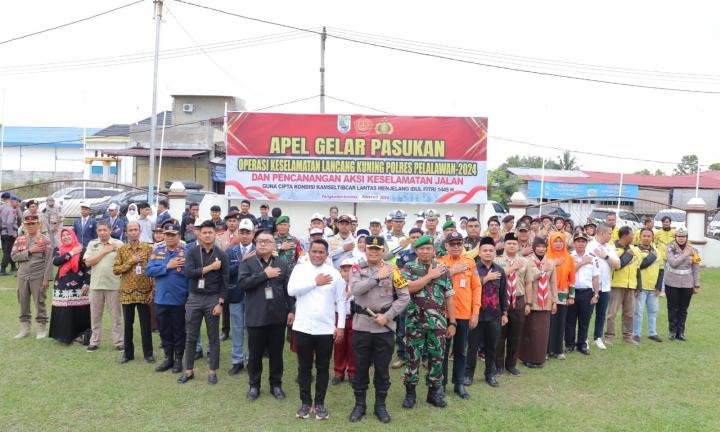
top-left (238, 255), bottom-right (294, 327)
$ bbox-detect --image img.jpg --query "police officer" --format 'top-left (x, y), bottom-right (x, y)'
top-left (401, 235), bottom-right (456, 409)
top-left (349, 235), bottom-right (410, 423)
top-left (11, 214), bottom-right (53, 339)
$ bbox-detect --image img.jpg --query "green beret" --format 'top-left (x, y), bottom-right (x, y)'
top-left (442, 220), bottom-right (456, 230)
top-left (413, 235), bottom-right (434, 249)
top-left (276, 216), bottom-right (289, 225)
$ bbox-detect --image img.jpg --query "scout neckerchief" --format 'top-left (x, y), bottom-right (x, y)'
top-left (506, 257), bottom-right (518, 309)
top-left (535, 255), bottom-right (549, 309)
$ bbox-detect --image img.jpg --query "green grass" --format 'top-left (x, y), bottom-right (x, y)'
top-left (0, 271), bottom-right (719, 431)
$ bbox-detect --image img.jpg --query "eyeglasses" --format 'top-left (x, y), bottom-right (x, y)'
top-left (447, 242), bottom-right (463, 248)
top-left (257, 239), bottom-right (274, 245)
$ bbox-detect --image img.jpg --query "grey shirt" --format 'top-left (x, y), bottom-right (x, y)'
top-left (350, 262), bottom-right (409, 333)
top-left (11, 234), bottom-right (53, 282)
top-left (664, 243), bottom-right (700, 288)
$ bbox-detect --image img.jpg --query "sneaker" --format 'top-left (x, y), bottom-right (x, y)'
top-left (296, 404), bottom-right (311, 419)
top-left (624, 338), bottom-right (639, 346)
top-left (632, 335), bottom-right (640, 342)
top-left (314, 404), bottom-right (329, 420)
top-left (594, 338), bottom-right (607, 350)
top-left (391, 359), bottom-right (404, 369)
top-left (648, 335), bottom-right (663, 343)
top-left (556, 353), bottom-right (566, 360)
top-left (86, 345), bottom-right (99, 352)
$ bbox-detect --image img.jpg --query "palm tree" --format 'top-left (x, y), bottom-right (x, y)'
top-left (557, 150), bottom-right (579, 170)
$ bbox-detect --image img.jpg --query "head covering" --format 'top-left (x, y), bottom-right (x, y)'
top-left (107, 203), bottom-right (119, 211)
top-left (340, 258), bottom-right (355, 267)
top-left (425, 209), bottom-right (438, 220)
top-left (391, 210), bottom-right (406, 221)
top-left (58, 228), bottom-right (82, 279)
top-left (443, 231), bottom-right (463, 243)
top-left (442, 220), bottom-right (456, 230)
top-left (584, 221), bottom-right (597, 228)
top-left (356, 229), bottom-right (370, 238)
top-left (516, 222), bottom-right (529, 232)
top-left (309, 227), bottom-right (324, 236)
top-left (79, 201), bottom-right (90, 209)
top-left (366, 235), bottom-right (385, 249)
top-left (164, 223), bottom-right (181, 234)
top-left (504, 232), bottom-right (518, 242)
top-left (126, 203), bottom-right (139, 221)
top-left (0, 192), bottom-right (10, 199)
top-left (675, 227), bottom-right (688, 237)
top-left (369, 218), bottom-right (382, 225)
top-left (338, 214), bottom-right (352, 223)
top-left (502, 214), bottom-right (515, 223)
top-left (545, 232), bottom-right (575, 291)
top-left (224, 213), bottom-right (239, 221)
top-left (573, 232), bottom-right (589, 241)
top-left (276, 215), bottom-right (289, 225)
top-left (310, 212), bottom-right (324, 222)
top-left (479, 236), bottom-right (495, 247)
top-left (413, 235), bottom-right (434, 249)
top-left (239, 219), bottom-right (254, 231)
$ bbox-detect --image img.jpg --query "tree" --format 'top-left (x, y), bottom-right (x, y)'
top-left (673, 154), bottom-right (699, 175)
top-left (505, 155), bottom-right (560, 169)
top-left (634, 169), bottom-right (652, 175)
top-left (556, 150), bottom-right (579, 170)
top-left (654, 169), bottom-right (666, 176)
top-left (709, 162), bottom-right (720, 171)
top-left (487, 167), bottom-right (522, 206)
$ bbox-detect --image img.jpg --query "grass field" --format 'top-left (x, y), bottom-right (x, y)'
top-left (0, 270), bottom-right (718, 431)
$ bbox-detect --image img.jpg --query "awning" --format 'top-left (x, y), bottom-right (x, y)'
top-left (102, 148), bottom-right (208, 157)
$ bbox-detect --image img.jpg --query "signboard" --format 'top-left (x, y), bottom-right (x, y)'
top-left (225, 113), bottom-right (488, 203)
top-left (527, 180), bottom-right (639, 200)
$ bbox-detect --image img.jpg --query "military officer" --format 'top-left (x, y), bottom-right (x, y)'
top-left (401, 235), bottom-right (457, 409)
top-left (274, 216), bottom-right (300, 269)
top-left (348, 235), bottom-right (410, 424)
top-left (11, 214), bottom-right (54, 339)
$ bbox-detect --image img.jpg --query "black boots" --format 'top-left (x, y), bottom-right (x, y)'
top-left (155, 348), bottom-right (174, 372)
top-left (172, 351), bottom-right (183, 373)
top-left (426, 386), bottom-right (447, 408)
top-left (373, 390), bottom-right (391, 423)
top-left (349, 391), bottom-right (366, 422)
top-left (402, 384), bottom-right (416, 408)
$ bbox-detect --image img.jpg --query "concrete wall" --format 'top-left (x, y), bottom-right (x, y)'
top-left (133, 156), bottom-right (210, 189)
top-left (129, 123), bottom-right (213, 150)
top-left (673, 188), bottom-right (720, 209)
top-left (693, 237), bottom-right (720, 268)
top-left (171, 95), bottom-right (245, 125)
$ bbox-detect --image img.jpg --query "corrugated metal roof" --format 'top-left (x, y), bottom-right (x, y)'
top-left (0, 126), bottom-right (101, 147)
top-left (512, 168), bottom-right (720, 189)
top-left (102, 148), bottom-right (207, 157)
top-left (93, 124), bottom-right (129, 137)
top-left (136, 111), bottom-right (173, 126)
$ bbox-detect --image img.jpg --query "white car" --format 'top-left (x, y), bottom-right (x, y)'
top-left (29, 187), bottom-right (123, 218)
top-left (654, 209), bottom-right (687, 230)
top-left (588, 208), bottom-right (642, 231)
top-left (708, 212), bottom-right (720, 239)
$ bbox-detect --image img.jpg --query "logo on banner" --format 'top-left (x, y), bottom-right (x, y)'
top-left (337, 115), bottom-right (352, 134)
top-left (354, 117), bottom-right (373, 134)
top-left (374, 119), bottom-right (394, 135)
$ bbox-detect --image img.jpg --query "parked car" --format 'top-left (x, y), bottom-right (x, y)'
top-left (526, 205), bottom-right (572, 220)
top-left (653, 209), bottom-right (686, 230)
top-left (708, 212), bottom-right (720, 239)
top-left (588, 208), bottom-right (642, 230)
top-left (28, 187), bottom-right (124, 218)
top-left (91, 189), bottom-right (163, 217)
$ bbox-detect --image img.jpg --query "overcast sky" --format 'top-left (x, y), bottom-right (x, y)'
top-left (1, 0), bottom-right (718, 174)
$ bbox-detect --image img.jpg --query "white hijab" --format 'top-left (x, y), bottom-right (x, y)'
top-left (126, 203), bottom-right (139, 222)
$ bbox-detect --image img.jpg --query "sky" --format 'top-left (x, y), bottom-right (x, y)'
top-left (0, 0), bottom-right (718, 173)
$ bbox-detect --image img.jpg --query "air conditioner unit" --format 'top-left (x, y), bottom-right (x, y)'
top-left (182, 103), bottom-right (194, 113)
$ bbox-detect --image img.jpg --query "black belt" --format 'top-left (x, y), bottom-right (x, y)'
top-left (353, 303), bottom-right (390, 316)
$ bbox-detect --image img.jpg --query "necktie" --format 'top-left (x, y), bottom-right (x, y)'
top-left (507, 261), bottom-right (517, 310)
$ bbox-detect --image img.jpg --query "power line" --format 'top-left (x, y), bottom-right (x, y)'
top-left (172, 0), bottom-right (720, 94)
top-left (255, 95), bottom-right (320, 111)
top-left (0, 0), bottom-right (144, 46)
top-left (324, 95), bottom-right (394, 114)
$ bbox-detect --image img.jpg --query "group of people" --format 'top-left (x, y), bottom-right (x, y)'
top-left (3, 195), bottom-right (702, 423)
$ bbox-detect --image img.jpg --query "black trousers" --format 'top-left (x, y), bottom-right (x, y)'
top-left (565, 289), bottom-right (594, 349)
top-left (665, 285), bottom-right (694, 336)
top-left (442, 319), bottom-right (469, 386)
top-left (1, 234), bottom-right (15, 271)
top-left (548, 304), bottom-right (568, 355)
top-left (247, 323), bottom-right (285, 388)
top-left (221, 302), bottom-right (230, 336)
top-left (351, 330), bottom-right (393, 393)
top-left (295, 331), bottom-right (333, 405)
top-left (466, 319), bottom-right (500, 379)
top-left (122, 303), bottom-right (153, 359)
top-left (156, 304), bottom-right (186, 354)
top-left (496, 296), bottom-right (526, 370)
top-left (183, 293), bottom-right (220, 371)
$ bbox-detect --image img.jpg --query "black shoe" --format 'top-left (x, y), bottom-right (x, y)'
top-left (144, 355), bottom-right (156, 364)
top-left (86, 345), bottom-right (98, 352)
top-left (228, 363), bottom-right (244, 376)
top-left (578, 347), bottom-right (591, 356)
top-left (648, 335), bottom-right (663, 343)
top-left (332, 375), bottom-right (344, 385)
top-left (247, 387), bottom-right (260, 401)
top-left (0, 271), bottom-right (8, 276)
top-left (496, 368), bottom-right (504, 376)
top-left (207, 374), bottom-right (218, 385)
top-left (453, 384), bottom-right (470, 399)
top-left (402, 384), bottom-right (416, 408)
top-left (349, 404), bottom-right (366, 422)
top-left (426, 387), bottom-right (447, 408)
top-left (177, 373), bottom-right (194, 384)
top-left (172, 354), bottom-right (183, 373)
top-left (506, 366), bottom-right (521, 376)
top-left (669, 333), bottom-right (677, 340)
top-left (115, 345), bottom-right (124, 351)
top-left (118, 356), bottom-right (133, 364)
top-left (677, 333), bottom-right (686, 341)
top-left (155, 357), bottom-right (174, 372)
top-left (219, 332), bottom-right (229, 341)
top-left (194, 350), bottom-right (203, 360)
top-left (485, 375), bottom-right (500, 388)
top-left (463, 376), bottom-right (473, 386)
top-left (373, 404), bottom-right (391, 423)
top-left (564, 345), bottom-right (576, 353)
top-left (271, 386), bottom-right (285, 400)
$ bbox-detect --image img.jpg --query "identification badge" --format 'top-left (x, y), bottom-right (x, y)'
top-left (460, 278), bottom-right (466, 288)
top-left (135, 264), bottom-right (142, 275)
top-left (198, 279), bottom-right (205, 289)
top-left (264, 286), bottom-right (274, 300)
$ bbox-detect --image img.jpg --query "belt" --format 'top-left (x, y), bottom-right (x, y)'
top-left (353, 303), bottom-right (390, 316)
top-left (574, 287), bottom-right (593, 290)
top-left (667, 267), bottom-right (692, 275)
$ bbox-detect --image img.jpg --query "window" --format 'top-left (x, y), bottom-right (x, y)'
top-left (493, 203), bottom-right (506, 214)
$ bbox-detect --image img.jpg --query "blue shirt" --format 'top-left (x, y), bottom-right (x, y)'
top-left (226, 242), bottom-right (255, 303)
top-left (146, 244), bottom-right (188, 306)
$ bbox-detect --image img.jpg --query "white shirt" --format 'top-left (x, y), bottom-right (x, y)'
top-left (288, 261), bottom-right (347, 335)
top-left (587, 239), bottom-right (618, 292)
top-left (571, 250), bottom-right (600, 289)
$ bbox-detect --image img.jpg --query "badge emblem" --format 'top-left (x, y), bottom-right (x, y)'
top-left (337, 115), bottom-right (351, 134)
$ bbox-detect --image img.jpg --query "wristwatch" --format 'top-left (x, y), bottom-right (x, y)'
top-left (448, 322), bottom-right (457, 327)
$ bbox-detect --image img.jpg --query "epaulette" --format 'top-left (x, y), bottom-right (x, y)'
top-left (357, 257), bottom-right (368, 269)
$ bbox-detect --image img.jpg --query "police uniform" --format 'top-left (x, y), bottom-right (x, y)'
top-left (10, 215), bottom-right (53, 339)
top-left (348, 235), bottom-right (410, 423)
top-left (401, 235), bottom-right (454, 407)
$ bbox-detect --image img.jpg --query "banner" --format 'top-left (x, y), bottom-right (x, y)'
top-left (225, 112), bottom-right (488, 204)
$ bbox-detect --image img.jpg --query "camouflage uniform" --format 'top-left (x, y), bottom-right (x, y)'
top-left (401, 260), bottom-right (454, 387)
top-left (274, 234), bottom-right (300, 269)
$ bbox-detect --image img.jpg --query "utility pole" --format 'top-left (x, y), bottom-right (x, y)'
top-left (319, 27), bottom-right (326, 113)
top-left (147, 0), bottom-right (163, 203)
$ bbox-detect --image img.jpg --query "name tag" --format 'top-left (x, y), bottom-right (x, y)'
top-left (198, 279), bottom-right (205, 289)
top-left (460, 278), bottom-right (466, 288)
top-left (265, 286), bottom-right (274, 300)
top-left (135, 265), bottom-right (142, 275)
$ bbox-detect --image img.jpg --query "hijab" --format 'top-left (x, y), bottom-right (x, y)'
top-left (126, 203), bottom-right (139, 222)
top-left (58, 228), bottom-right (81, 278)
top-left (545, 232), bottom-right (575, 291)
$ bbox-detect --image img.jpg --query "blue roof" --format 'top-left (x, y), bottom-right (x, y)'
top-left (1, 126), bottom-right (102, 148)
